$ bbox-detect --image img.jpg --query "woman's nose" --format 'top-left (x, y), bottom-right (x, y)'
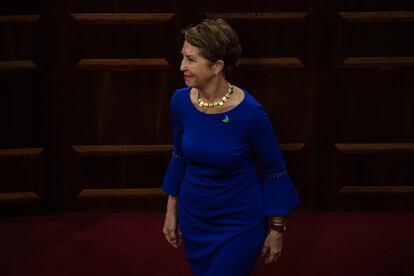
top-left (180, 60), bottom-right (186, 71)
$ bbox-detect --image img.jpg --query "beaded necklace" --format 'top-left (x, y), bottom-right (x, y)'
top-left (197, 83), bottom-right (233, 108)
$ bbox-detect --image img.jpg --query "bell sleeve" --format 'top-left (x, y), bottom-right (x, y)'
top-left (248, 105), bottom-right (300, 216)
top-left (161, 92), bottom-right (187, 197)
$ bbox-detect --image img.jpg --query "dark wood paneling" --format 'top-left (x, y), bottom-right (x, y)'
top-left (318, 0), bottom-right (414, 210)
top-left (205, 12), bottom-right (309, 22)
top-left (0, 60), bottom-right (38, 71)
top-left (0, 148), bottom-right (44, 157)
top-left (77, 188), bottom-right (166, 200)
top-left (335, 143), bottom-right (414, 154)
top-left (0, 1), bottom-right (50, 214)
top-left (0, 148), bottom-right (46, 207)
top-left (74, 58), bottom-right (171, 70)
top-left (340, 57), bottom-right (414, 68)
top-left (0, 15), bottom-right (41, 23)
top-left (339, 11), bottom-right (414, 23)
top-left (70, 13), bottom-right (175, 24)
top-left (0, 192), bottom-right (41, 203)
top-left (239, 58), bottom-right (304, 69)
top-left (72, 145), bottom-right (172, 156)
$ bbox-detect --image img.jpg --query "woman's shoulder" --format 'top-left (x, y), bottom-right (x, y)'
top-left (238, 87), bottom-right (265, 114)
top-left (237, 87), bottom-right (275, 130)
top-left (170, 86), bottom-right (191, 107)
top-left (175, 86), bottom-right (191, 95)
top-left (172, 86), bottom-right (190, 99)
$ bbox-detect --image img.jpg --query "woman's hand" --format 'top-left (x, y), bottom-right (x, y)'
top-left (261, 230), bottom-right (283, 264)
top-left (163, 210), bottom-right (182, 248)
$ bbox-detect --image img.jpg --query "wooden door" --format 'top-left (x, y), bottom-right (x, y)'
top-left (318, 0), bottom-right (414, 210)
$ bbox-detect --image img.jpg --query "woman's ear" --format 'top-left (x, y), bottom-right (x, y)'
top-left (214, 60), bottom-right (225, 75)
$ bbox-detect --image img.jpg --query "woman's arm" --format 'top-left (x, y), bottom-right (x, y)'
top-left (248, 105), bottom-right (300, 263)
top-left (163, 195), bottom-right (182, 248)
top-left (161, 91), bottom-right (186, 248)
top-left (161, 91), bottom-right (187, 196)
top-left (248, 105), bottom-right (300, 217)
top-left (166, 195), bottom-right (178, 213)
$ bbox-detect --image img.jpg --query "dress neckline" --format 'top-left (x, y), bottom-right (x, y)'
top-left (186, 86), bottom-right (247, 116)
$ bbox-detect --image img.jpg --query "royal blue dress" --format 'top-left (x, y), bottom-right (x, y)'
top-left (162, 86), bottom-right (300, 275)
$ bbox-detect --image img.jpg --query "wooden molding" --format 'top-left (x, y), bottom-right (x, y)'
top-left (0, 61), bottom-right (38, 72)
top-left (74, 58), bottom-right (171, 70)
top-left (339, 11), bottom-right (414, 23)
top-left (0, 148), bottom-right (44, 158)
top-left (71, 13), bottom-right (175, 24)
top-left (73, 144), bottom-right (303, 156)
top-left (340, 57), bottom-right (414, 69)
top-left (334, 143), bottom-right (414, 154)
top-left (280, 143), bottom-right (306, 153)
top-left (76, 188), bottom-right (166, 200)
top-left (73, 145), bottom-right (172, 156)
top-left (0, 192), bottom-right (41, 203)
top-left (205, 12), bottom-right (309, 22)
top-left (0, 15), bottom-right (41, 24)
top-left (239, 58), bottom-right (304, 69)
top-left (339, 186), bottom-right (414, 195)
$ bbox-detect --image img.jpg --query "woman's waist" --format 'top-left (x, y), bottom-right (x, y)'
top-left (180, 175), bottom-right (263, 214)
top-left (185, 160), bottom-right (256, 180)
top-left (179, 189), bottom-right (264, 226)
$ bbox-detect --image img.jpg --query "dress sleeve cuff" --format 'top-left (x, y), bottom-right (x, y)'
top-left (161, 151), bottom-right (187, 197)
top-left (263, 169), bottom-right (301, 216)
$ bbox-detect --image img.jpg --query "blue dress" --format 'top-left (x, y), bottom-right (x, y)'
top-left (162, 87), bottom-right (300, 275)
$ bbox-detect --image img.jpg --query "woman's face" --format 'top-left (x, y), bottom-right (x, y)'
top-left (180, 40), bottom-right (218, 89)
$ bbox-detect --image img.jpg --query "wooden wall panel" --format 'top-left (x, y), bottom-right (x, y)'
top-left (338, 11), bottom-right (414, 68)
top-left (333, 144), bottom-right (414, 210)
top-left (319, 0), bottom-right (414, 210)
top-left (0, 2), bottom-right (50, 213)
top-left (0, 148), bottom-right (44, 203)
top-left (72, 145), bottom-right (170, 201)
top-left (58, 2), bottom-right (182, 211)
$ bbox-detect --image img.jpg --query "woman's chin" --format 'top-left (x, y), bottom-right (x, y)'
top-left (184, 79), bottom-right (194, 87)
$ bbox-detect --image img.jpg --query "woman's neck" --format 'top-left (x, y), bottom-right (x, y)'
top-left (197, 75), bottom-right (228, 102)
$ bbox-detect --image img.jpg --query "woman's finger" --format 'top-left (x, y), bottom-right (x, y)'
top-left (267, 254), bottom-right (279, 264)
top-left (261, 245), bottom-right (269, 257)
top-left (265, 251), bottom-right (275, 264)
top-left (168, 232), bottom-right (178, 248)
top-left (163, 229), bottom-right (172, 243)
top-left (163, 227), bottom-right (178, 248)
top-left (266, 250), bottom-right (281, 263)
top-left (169, 229), bottom-right (177, 242)
top-left (162, 228), bottom-right (170, 241)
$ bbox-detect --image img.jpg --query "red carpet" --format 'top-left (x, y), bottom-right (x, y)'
top-left (0, 212), bottom-right (413, 276)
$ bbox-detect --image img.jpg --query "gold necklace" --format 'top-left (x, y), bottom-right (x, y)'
top-left (197, 83), bottom-right (233, 108)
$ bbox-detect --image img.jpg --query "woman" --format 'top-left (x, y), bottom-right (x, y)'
top-left (162, 18), bottom-right (300, 275)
